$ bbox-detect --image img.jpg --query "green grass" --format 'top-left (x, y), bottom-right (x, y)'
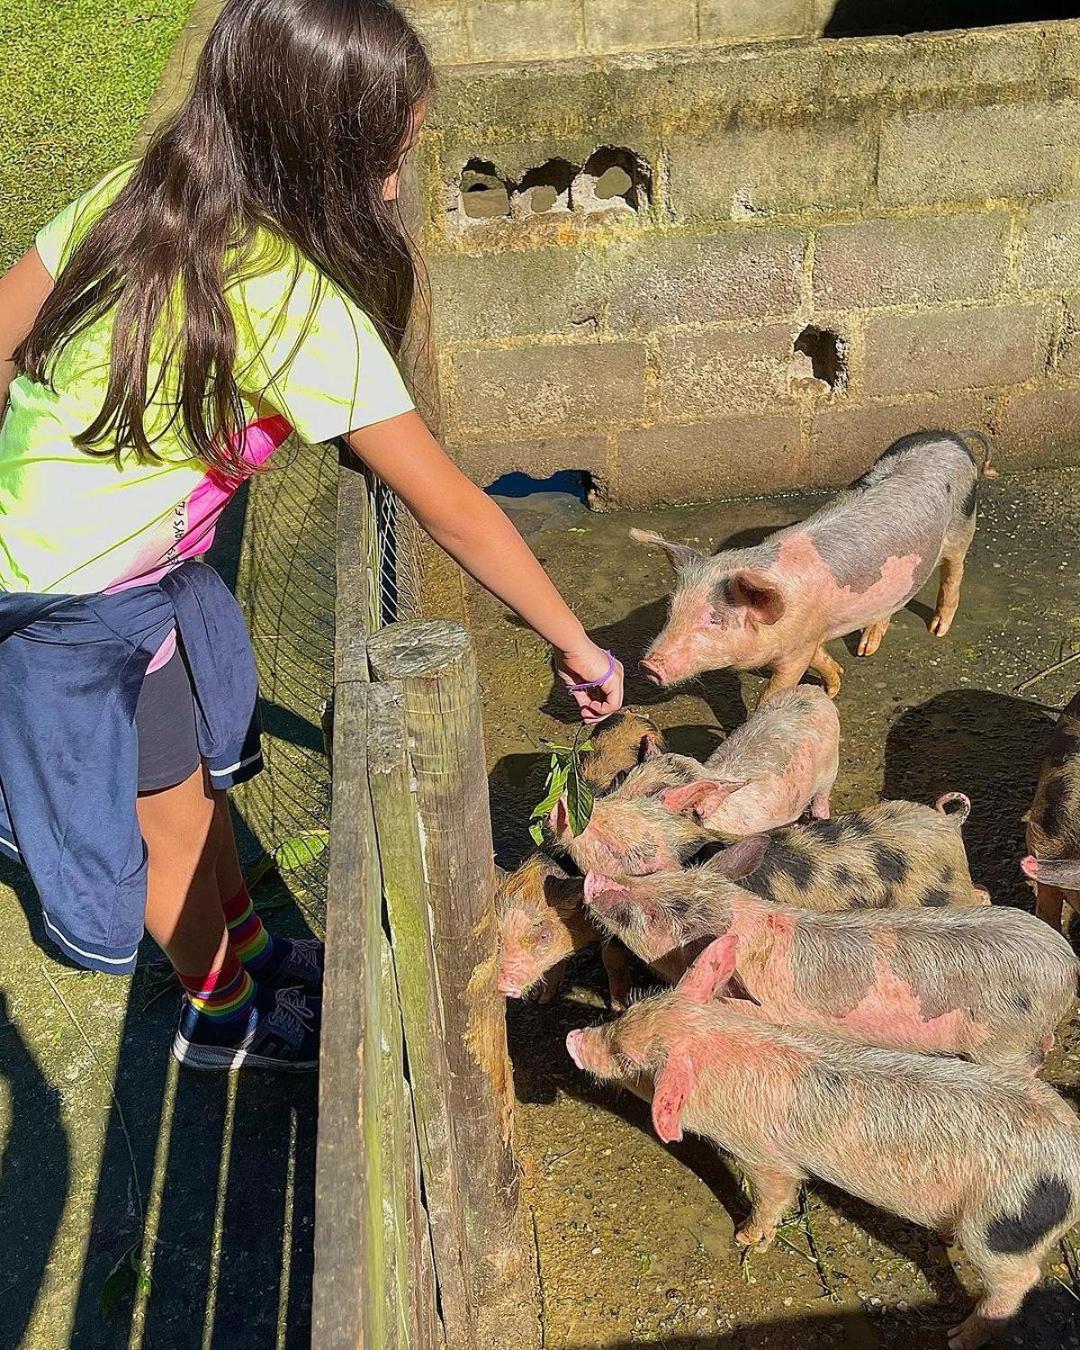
top-left (0, 0), bottom-right (192, 269)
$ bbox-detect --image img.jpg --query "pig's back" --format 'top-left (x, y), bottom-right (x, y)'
top-left (738, 800), bottom-right (974, 910)
top-left (790, 902), bottom-right (1078, 1023)
top-left (706, 688), bottom-right (835, 778)
top-left (687, 1009), bottom-right (1080, 1216)
top-left (783, 433), bottom-right (978, 634)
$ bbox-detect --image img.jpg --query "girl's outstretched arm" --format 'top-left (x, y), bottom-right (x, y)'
top-left (347, 411), bottom-right (623, 722)
top-left (0, 248), bottom-right (54, 415)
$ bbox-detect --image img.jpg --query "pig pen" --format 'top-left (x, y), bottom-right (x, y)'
top-left (423, 467), bottom-right (1080, 1348)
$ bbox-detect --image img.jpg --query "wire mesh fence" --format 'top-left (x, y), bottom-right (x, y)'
top-left (229, 438), bottom-right (421, 928)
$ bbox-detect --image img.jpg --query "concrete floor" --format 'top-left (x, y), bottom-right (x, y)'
top-left (459, 466), bottom-right (1080, 1349)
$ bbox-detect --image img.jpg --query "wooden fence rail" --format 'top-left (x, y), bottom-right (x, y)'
top-left (312, 458), bottom-right (540, 1349)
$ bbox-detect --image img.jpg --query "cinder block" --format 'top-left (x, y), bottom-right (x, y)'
top-left (613, 415), bottom-right (803, 505)
top-left (700, 0), bottom-right (810, 41)
top-left (450, 341), bottom-right (647, 435)
top-left (861, 305), bottom-right (1047, 397)
top-left (592, 229), bottom-right (806, 332)
top-left (1020, 201), bottom-right (1080, 292)
top-left (652, 325), bottom-right (798, 420)
top-left (879, 102), bottom-right (1080, 206)
top-left (584, 0), bottom-right (695, 52)
top-left (450, 431), bottom-right (610, 487)
top-left (404, 1), bottom-right (470, 64)
top-left (996, 386), bottom-right (1080, 467)
top-left (669, 121), bottom-right (875, 220)
top-left (467, 0), bottom-right (581, 62)
top-left (431, 247), bottom-right (581, 344)
top-left (813, 213), bottom-right (1010, 310)
top-left (808, 395), bottom-right (992, 488)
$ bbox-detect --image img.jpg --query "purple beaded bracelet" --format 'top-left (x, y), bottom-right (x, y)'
top-left (566, 649), bottom-right (617, 692)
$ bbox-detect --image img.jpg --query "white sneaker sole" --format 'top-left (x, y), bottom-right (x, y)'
top-left (172, 1032), bottom-right (318, 1072)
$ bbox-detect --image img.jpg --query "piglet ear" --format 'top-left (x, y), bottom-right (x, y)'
top-left (1022, 855), bottom-right (1080, 888)
top-left (727, 569), bottom-right (786, 627)
top-left (583, 871), bottom-right (630, 905)
top-left (677, 934), bottom-right (739, 1004)
top-left (549, 796), bottom-right (570, 838)
top-left (660, 779), bottom-right (748, 822)
top-left (702, 835), bottom-right (770, 880)
top-left (652, 1050), bottom-right (696, 1144)
top-left (630, 527), bottom-right (702, 573)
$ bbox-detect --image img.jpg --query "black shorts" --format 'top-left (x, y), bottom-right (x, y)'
top-left (134, 646), bottom-right (201, 793)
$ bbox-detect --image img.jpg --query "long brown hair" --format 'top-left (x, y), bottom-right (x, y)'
top-left (16, 0), bottom-right (434, 476)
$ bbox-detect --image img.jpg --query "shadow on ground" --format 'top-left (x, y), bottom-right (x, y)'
top-left (884, 689), bottom-right (1056, 906)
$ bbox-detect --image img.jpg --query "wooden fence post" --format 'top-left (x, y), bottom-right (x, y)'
top-left (367, 621), bottom-right (541, 1350)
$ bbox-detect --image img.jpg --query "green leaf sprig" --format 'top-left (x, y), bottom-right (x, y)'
top-left (529, 726), bottom-right (595, 845)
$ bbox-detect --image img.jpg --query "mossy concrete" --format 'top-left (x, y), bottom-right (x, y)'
top-left (450, 466), bottom-right (1080, 1346)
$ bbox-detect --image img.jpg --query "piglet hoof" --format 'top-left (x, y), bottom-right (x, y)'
top-left (734, 1223), bottom-right (776, 1252)
top-left (857, 621), bottom-right (888, 657)
top-left (928, 611), bottom-right (954, 638)
top-left (947, 1312), bottom-right (998, 1350)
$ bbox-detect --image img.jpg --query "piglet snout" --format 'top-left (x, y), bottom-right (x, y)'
top-left (498, 977), bottom-right (523, 998)
top-left (566, 1028), bottom-right (586, 1069)
top-left (1021, 855), bottom-right (1040, 880)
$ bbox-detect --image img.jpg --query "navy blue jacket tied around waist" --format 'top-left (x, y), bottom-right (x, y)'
top-left (0, 561), bottom-right (262, 975)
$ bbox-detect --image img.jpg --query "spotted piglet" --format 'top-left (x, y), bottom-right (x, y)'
top-left (582, 869), bottom-right (1077, 1068)
top-left (566, 957), bottom-right (1080, 1350)
top-left (712, 794), bottom-right (988, 910)
top-left (636, 429), bottom-right (994, 700)
top-left (1023, 688), bottom-right (1080, 929)
top-left (551, 686), bottom-right (840, 874)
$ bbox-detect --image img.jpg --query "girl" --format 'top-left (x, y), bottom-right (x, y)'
top-left (0, 0), bottom-right (623, 1072)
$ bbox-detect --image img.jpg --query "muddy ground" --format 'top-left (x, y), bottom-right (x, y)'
top-left (462, 468), bottom-right (1080, 1349)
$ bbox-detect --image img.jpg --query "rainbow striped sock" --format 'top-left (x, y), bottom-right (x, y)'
top-left (222, 883), bottom-right (274, 974)
top-left (178, 947), bottom-right (255, 1022)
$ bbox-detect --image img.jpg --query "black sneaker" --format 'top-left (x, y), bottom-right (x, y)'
top-left (172, 985), bottom-right (321, 1072)
top-left (257, 936), bottom-right (324, 993)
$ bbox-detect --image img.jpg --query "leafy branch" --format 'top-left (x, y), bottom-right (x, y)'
top-left (529, 726), bottom-right (595, 845)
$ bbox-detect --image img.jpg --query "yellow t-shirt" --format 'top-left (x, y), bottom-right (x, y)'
top-left (0, 165), bottom-right (414, 595)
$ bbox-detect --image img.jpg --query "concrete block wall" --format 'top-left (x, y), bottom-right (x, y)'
top-left (405, 0), bottom-right (823, 65)
top-left (415, 18), bottom-right (1080, 505)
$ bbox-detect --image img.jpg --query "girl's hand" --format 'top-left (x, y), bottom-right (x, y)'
top-left (555, 642), bottom-right (624, 724)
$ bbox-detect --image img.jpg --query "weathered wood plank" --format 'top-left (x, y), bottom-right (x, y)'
top-left (379, 931), bottom-right (413, 1348)
top-left (367, 681), bottom-right (473, 1347)
top-left (368, 621), bottom-right (541, 1350)
top-left (404, 1076), bottom-right (445, 1349)
top-left (313, 678), bottom-right (389, 1350)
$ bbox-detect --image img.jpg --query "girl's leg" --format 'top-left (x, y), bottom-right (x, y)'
top-left (139, 767), bottom-right (320, 1070)
top-left (213, 789), bottom-right (324, 989)
top-left (139, 764), bottom-right (229, 975)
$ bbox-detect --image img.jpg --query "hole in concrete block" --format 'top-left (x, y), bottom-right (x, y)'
top-left (460, 158), bottom-right (511, 221)
top-left (821, 0), bottom-right (1080, 37)
top-left (486, 468), bottom-right (591, 502)
top-left (515, 159), bottom-right (576, 216)
top-left (574, 147), bottom-right (651, 214)
top-left (485, 469), bottom-right (605, 532)
top-left (793, 326), bottom-right (846, 394)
